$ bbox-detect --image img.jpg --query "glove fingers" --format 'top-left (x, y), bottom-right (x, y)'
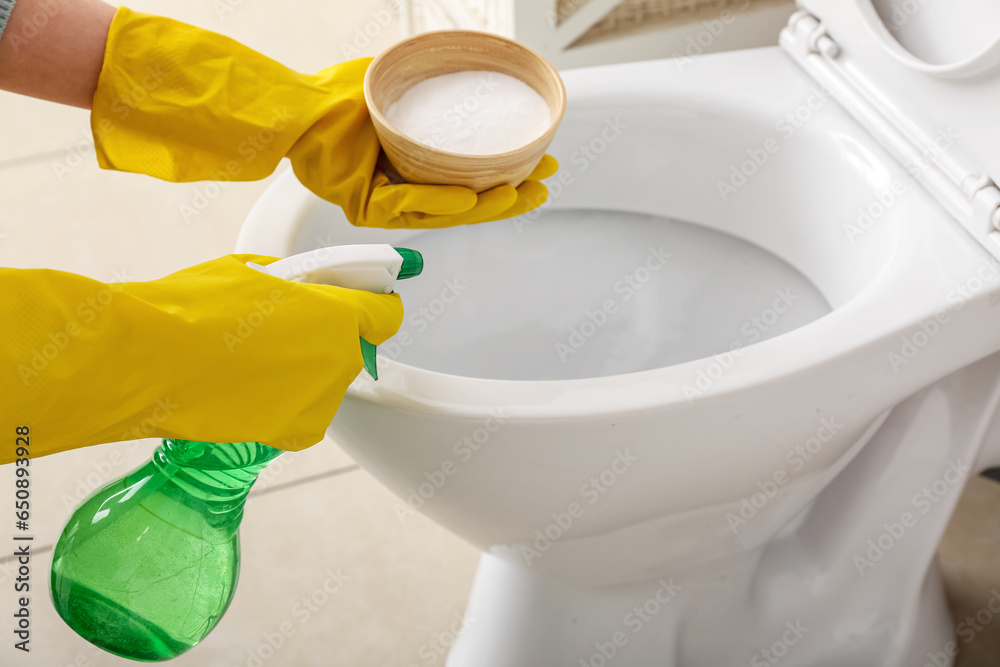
top-left (526, 154), bottom-right (559, 181)
top-left (401, 181), bottom-right (549, 227)
top-left (306, 285), bottom-right (404, 346)
top-left (490, 180), bottom-right (551, 221)
top-left (228, 254), bottom-right (403, 345)
top-left (354, 291), bottom-right (404, 346)
top-left (365, 182), bottom-right (479, 225)
top-left (363, 157), bottom-right (556, 229)
top-left (463, 184), bottom-right (521, 221)
top-left (399, 184), bottom-right (521, 229)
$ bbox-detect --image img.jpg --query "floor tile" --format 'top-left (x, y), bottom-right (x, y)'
top-left (0, 157), bottom-right (280, 279)
top-left (0, 94), bottom-right (92, 164)
top-left (939, 475), bottom-right (1000, 667)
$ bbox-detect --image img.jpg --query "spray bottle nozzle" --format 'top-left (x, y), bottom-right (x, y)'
top-left (360, 247), bottom-right (423, 380)
top-left (394, 247), bottom-right (424, 280)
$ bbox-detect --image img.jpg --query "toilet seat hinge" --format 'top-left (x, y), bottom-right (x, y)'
top-left (968, 177), bottom-right (1000, 235)
top-left (780, 11), bottom-right (1000, 261)
top-left (783, 10), bottom-right (840, 60)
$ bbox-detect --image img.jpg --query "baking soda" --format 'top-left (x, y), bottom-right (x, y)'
top-left (384, 70), bottom-right (552, 155)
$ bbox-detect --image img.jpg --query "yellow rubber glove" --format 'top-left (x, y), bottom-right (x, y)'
top-left (91, 8), bottom-right (558, 229)
top-left (0, 255), bottom-right (402, 464)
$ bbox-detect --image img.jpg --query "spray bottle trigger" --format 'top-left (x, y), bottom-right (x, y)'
top-left (358, 248), bottom-right (421, 381)
top-left (360, 337), bottom-right (379, 380)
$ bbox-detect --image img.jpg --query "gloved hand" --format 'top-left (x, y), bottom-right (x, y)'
top-left (90, 8), bottom-right (558, 229)
top-left (0, 255), bottom-right (402, 464)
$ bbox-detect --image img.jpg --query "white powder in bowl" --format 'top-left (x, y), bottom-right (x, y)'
top-left (383, 70), bottom-right (552, 156)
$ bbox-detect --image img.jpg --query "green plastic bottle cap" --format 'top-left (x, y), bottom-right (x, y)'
top-left (393, 248), bottom-right (423, 280)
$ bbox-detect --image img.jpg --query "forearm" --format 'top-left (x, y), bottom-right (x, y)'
top-left (0, 0), bottom-right (115, 108)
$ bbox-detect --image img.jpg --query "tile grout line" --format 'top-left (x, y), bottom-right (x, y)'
top-left (0, 543), bottom-right (52, 564)
top-left (0, 464), bottom-right (362, 563)
top-left (0, 147), bottom-right (73, 172)
top-left (251, 463), bottom-right (361, 498)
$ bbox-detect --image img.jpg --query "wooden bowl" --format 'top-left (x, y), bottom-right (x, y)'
top-left (364, 30), bottom-right (566, 193)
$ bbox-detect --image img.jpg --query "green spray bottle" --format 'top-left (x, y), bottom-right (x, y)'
top-left (49, 245), bottom-right (422, 661)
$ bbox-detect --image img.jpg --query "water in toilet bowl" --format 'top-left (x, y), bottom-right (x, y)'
top-left (390, 208), bottom-right (831, 381)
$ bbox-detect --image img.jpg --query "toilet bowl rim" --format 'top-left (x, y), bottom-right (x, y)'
top-left (238, 51), bottom-right (1000, 418)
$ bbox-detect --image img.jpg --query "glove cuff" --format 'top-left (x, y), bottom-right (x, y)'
top-left (91, 7), bottom-right (344, 182)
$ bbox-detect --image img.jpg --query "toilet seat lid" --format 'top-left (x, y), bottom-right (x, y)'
top-left (788, 0), bottom-right (1000, 259)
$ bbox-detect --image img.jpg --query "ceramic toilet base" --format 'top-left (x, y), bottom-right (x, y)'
top-left (445, 354), bottom-right (1000, 667)
top-left (447, 552), bottom-right (953, 667)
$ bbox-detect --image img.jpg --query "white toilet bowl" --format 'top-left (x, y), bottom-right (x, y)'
top-left (237, 8), bottom-right (1000, 665)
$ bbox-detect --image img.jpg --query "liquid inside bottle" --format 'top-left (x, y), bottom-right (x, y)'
top-left (50, 439), bottom-right (282, 661)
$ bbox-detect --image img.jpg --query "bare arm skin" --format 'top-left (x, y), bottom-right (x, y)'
top-left (0, 0), bottom-right (115, 108)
